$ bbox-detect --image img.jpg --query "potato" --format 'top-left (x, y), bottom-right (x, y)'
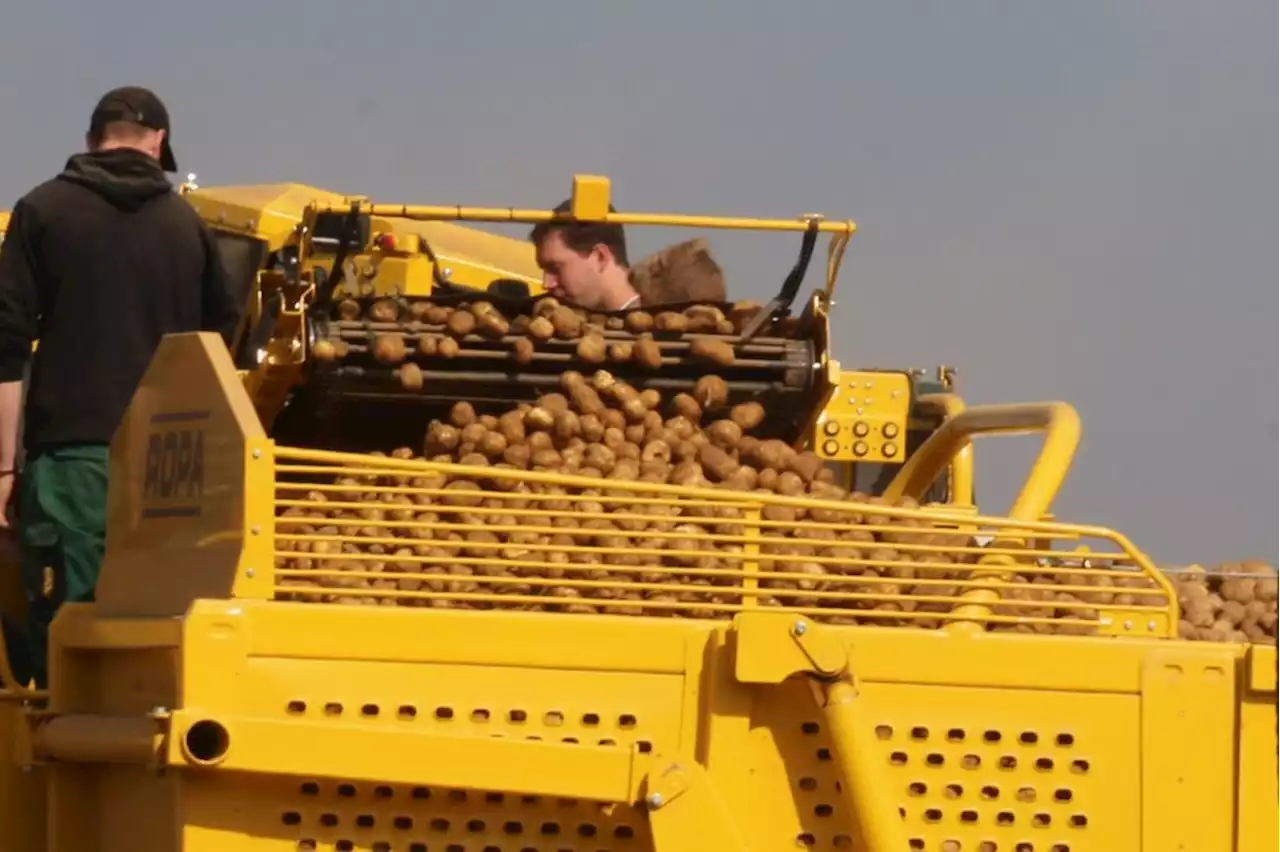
top-left (689, 338), bottom-right (735, 366)
top-left (625, 311), bottom-right (654, 333)
top-left (655, 312), bottom-right (688, 333)
top-left (693, 375), bottom-right (728, 410)
top-left (398, 362), bottom-right (424, 391)
top-left (446, 310), bottom-right (476, 339)
top-left (475, 310), bottom-right (509, 339)
top-left (672, 394), bottom-right (702, 423)
top-left (632, 335), bottom-right (663, 370)
top-left (369, 299), bottom-right (400, 322)
top-left (513, 337), bottom-right (535, 364)
top-left (608, 341), bottom-right (633, 363)
top-left (698, 445), bottom-right (739, 482)
top-left (562, 373), bottom-right (605, 416)
top-left (437, 338), bottom-right (460, 359)
top-left (705, 419), bottom-right (743, 450)
top-left (337, 299), bottom-right (363, 321)
top-left (730, 402), bottom-right (765, 431)
top-left (525, 406), bottom-right (556, 431)
top-left (450, 401), bottom-right (477, 429)
top-left (313, 339), bottom-right (340, 361)
top-left (417, 334), bottom-right (440, 357)
top-left (577, 334), bottom-right (608, 364)
top-left (550, 306), bottom-right (583, 339)
top-left (527, 315), bottom-right (555, 341)
top-left (424, 305), bottom-right (450, 325)
top-left (425, 420), bottom-right (460, 449)
top-left (372, 333), bottom-right (407, 365)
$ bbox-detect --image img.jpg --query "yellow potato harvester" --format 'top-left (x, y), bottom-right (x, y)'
top-left (0, 179), bottom-right (1275, 852)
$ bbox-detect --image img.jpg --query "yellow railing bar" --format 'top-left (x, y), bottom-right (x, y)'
top-left (883, 401), bottom-right (1080, 523)
top-left (914, 393), bottom-right (974, 508)
top-left (269, 445), bottom-right (1179, 632)
top-left (312, 202), bottom-right (857, 236)
top-left (301, 173), bottom-right (857, 302)
top-left (273, 445), bottom-right (1119, 538)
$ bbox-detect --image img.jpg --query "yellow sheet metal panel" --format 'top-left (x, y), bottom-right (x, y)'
top-left (0, 702), bottom-right (45, 852)
top-left (184, 182), bottom-right (544, 288)
top-left (814, 370), bottom-right (911, 463)
top-left (32, 601), bottom-right (1272, 852)
top-left (1238, 645), bottom-right (1279, 852)
top-left (1139, 644), bottom-right (1238, 851)
top-left (93, 331), bottom-right (267, 618)
top-left (183, 182), bottom-right (350, 246)
top-left (751, 678), bottom-right (1141, 851)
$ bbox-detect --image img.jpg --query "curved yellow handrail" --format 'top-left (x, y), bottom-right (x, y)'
top-left (914, 393), bottom-right (974, 508)
top-left (882, 401), bottom-right (1080, 523)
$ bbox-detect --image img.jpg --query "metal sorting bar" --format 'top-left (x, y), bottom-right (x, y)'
top-left (268, 449), bottom-right (1178, 632)
top-left (332, 346), bottom-right (792, 371)
top-left (324, 368), bottom-right (791, 394)
top-left (329, 320), bottom-right (797, 351)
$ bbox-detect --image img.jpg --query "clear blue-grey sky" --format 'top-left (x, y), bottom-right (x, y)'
top-left (0, 1), bottom-right (1275, 565)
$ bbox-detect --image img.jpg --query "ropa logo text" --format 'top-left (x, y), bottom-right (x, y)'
top-left (143, 429), bottom-right (205, 502)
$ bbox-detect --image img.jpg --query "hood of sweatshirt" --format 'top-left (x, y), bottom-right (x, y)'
top-left (57, 149), bottom-right (174, 212)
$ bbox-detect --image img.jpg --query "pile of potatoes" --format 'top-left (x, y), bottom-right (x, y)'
top-left (277, 369), bottom-right (1179, 635)
top-left (1172, 561), bottom-right (1278, 644)
top-left (310, 295), bottom-right (799, 379)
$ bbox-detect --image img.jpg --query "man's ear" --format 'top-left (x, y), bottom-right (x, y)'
top-left (590, 243), bottom-right (614, 272)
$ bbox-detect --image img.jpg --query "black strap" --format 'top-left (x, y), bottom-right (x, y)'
top-left (738, 219), bottom-right (820, 341)
top-left (312, 202), bottom-right (363, 309)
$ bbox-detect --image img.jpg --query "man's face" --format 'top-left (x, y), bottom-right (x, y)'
top-left (535, 229), bottom-right (608, 310)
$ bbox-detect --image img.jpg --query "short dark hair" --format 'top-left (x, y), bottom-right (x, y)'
top-left (529, 199), bottom-right (629, 267)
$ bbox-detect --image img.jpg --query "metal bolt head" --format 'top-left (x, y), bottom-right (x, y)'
top-left (793, 621), bottom-right (807, 636)
top-left (246, 568), bottom-right (256, 579)
top-left (646, 793), bottom-right (664, 808)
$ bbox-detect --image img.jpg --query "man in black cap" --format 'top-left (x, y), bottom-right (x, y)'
top-left (0, 86), bottom-right (240, 687)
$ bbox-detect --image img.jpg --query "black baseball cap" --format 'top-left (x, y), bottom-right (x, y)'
top-left (89, 86), bottom-right (178, 172)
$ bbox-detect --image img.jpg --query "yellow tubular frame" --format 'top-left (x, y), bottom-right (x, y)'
top-left (883, 401), bottom-right (1079, 522)
top-left (914, 393), bottom-right (974, 508)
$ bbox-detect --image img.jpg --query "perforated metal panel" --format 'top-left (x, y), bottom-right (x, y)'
top-left (183, 656), bottom-right (678, 851)
top-left (749, 679), bottom-right (1136, 852)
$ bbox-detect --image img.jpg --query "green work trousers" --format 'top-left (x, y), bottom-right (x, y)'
top-left (7, 444), bottom-right (109, 689)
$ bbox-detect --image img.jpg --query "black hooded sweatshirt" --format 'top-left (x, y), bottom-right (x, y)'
top-left (0, 148), bottom-right (240, 453)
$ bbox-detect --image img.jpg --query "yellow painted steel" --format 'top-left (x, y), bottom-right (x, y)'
top-left (183, 181), bottom-right (545, 296)
top-left (915, 393), bottom-right (975, 508)
top-left (307, 174), bottom-right (857, 301)
top-left (814, 370), bottom-right (912, 464)
top-left (0, 191), bottom-right (1273, 850)
top-left (883, 401), bottom-right (1081, 522)
top-left (0, 211), bottom-right (9, 233)
top-left (269, 446), bottom-right (1176, 635)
